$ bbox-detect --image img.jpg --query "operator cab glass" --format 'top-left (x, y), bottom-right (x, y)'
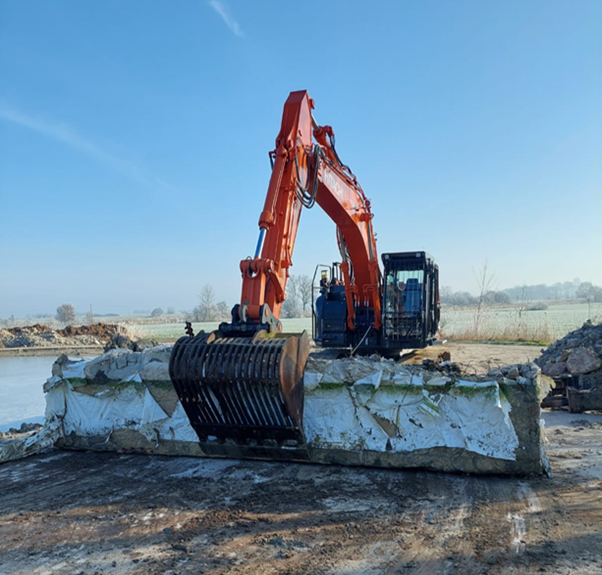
top-left (381, 252), bottom-right (439, 348)
top-left (384, 269), bottom-right (424, 315)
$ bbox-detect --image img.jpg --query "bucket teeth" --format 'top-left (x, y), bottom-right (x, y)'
top-left (169, 331), bottom-right (310, 457)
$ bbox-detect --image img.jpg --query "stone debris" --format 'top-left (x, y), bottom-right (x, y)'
top-left (487, 362), bottom-right (541, 382)
top-left (421, 357), bottom-right (461, 374)
top-left (103, 333), bottom-right (158, 352)
top-left (535, 320), bottom-right (602, 378)
top-left (535, 321), bottom-right (602, 412)
top-left (0, 423), bottom-right (57, 463)
top-left (0, 323), bottom-right (157, 351)
top-left (0, 323), bottom-right (122, 348)
top-left (0, 422), bottom-right (43, 436)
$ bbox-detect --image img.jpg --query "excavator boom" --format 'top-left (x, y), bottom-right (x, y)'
top-left (229, 90), bottom-right (381, 334)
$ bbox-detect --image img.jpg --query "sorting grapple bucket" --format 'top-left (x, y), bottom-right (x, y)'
top-left (169, 330), bottom-right (311, 461)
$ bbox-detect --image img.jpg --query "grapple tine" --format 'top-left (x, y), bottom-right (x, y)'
top-left (169, 331), bottom-right (311, 460)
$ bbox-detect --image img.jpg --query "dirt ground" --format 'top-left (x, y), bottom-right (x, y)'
top-left (0, 411), bottom-right (600, 575)
top-left (0, 343), bottom-right (600, 575)
top-left (408, 342), bottom-right (544, 374)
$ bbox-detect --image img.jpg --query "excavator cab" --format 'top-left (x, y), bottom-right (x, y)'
top-left (381, 252), bottom-right (440, 349)
top-left (314, 251), bottom-right (439, 353)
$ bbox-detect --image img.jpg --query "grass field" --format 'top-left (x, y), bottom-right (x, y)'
top-left (137, 317), bottom-right (314, 342)
top-left (441, 302), bottom-right (600, 343)
top-left (136, 302), bottom-right (600, 344)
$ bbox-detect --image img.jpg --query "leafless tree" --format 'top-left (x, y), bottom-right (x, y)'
top-left (191, 284), bottom-right (217, 321)
top-left (282, 276), bottom-right (301, 318)
top-left (215, 301), bottom-right (231, 321)
top-left (56, 303), bottom-right (76, 325)
top-left (86, 304), bottom-right (94, 325)
top-left (296, 274), bottom-right (313, 315)
top-left (282, 274), bottom-right (315, 317)
top-left (473, 262), bottom-right (496, 337)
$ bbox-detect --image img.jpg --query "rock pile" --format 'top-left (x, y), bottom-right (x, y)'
top-left (0, 422), bottom-right (43, 438)
top-left (535, 320), bottom-right (602, 378)
top-left (103, 333), bottom-right (158, 352)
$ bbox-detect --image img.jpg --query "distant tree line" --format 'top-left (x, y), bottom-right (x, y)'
top-left (185, 276), bottom-right (314, 323)
top-left (502, 280), bottom-right (599, 302)
top-left (440, 288), bottom-right (511, 307)
top-left (149, 306), bottom-right (177, 318)
top-left (503, 280), bottom-right (602, 303)
top-left (441, 279), bottom-right (602, 307)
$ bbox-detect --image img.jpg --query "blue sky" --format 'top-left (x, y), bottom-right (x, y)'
top-left (1, 0), bottom-right (600, 316)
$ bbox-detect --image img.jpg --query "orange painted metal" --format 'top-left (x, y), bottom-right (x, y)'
top-left (239, 91), bottom-right (381, 333)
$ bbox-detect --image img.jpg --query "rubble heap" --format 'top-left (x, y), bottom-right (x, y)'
top-left (535, 320), bottom-right (602, 378)
top-left (0, 323), bottom-right (121, 348)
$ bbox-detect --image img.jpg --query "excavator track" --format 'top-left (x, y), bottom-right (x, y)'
top-left (169, 330), bottom-right (311, 461)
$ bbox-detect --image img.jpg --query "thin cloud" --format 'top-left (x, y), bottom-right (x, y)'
top-left (0, 102), bottom-right (174, 191)
top-left (208, 0), bottom-right (244, 37)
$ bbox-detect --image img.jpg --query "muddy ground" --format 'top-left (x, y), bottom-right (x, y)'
top-left (1, 343), bottom-right (600, 575)
top-left (0, 412), bottom-right (600, 575)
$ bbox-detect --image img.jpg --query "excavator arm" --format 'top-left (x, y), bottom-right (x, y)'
top-left (235, 90), bottom-right (381, 334)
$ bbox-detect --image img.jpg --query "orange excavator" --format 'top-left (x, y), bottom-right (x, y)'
top-left (169, 91), bottom-right (440, 461)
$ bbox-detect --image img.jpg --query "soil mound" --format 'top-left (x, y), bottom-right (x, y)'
top-left (103, 333), bottom-right (158, 352)
top-left (0, 323), bottom-right (121, 349)
top-left (6, 324), bottom-right (51, 334)
top-left (57, 324), bottom-right (120, 339)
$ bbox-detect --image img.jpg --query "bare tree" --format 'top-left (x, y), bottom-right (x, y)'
top-left (56, 303), bottom-right (76, 325)
top-left (192, 284), bottom-right (217, 321)
top-left (296, 274), bottom-right (313, 315)
top-left (86, 304), bottom-right (94, 325)
top-left (215, 301), bottom-right (231, 321)
top-left (1, 314), bottom-right (17, 328)
top-left (150, 307), bottom-right (164, 318)
top-left (473, 262), bottom-right (495, 337)
top-left (282, 276), bottom-right (301, 318)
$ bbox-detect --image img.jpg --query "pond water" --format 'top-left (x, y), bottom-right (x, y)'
top-left (0, 356), bottom-right (58, 431)
top-left (0, 355), bottom-right (97, 432)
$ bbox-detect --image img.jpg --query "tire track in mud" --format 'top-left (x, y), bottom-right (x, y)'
top-left (1, 445), bottom-right (600, 575)
top-left (374, 476), bottom-right (547, 575)
top-left (378, 476), bottom-right (474, 575)
top-left (130, 469), bottom-right (550, 575)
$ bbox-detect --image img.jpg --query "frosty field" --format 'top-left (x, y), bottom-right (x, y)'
top-left (137, 303), bottom-right (599, 343)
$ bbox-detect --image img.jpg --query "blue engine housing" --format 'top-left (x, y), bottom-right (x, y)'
top-left (314, 285), bottom-right (347, 347)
